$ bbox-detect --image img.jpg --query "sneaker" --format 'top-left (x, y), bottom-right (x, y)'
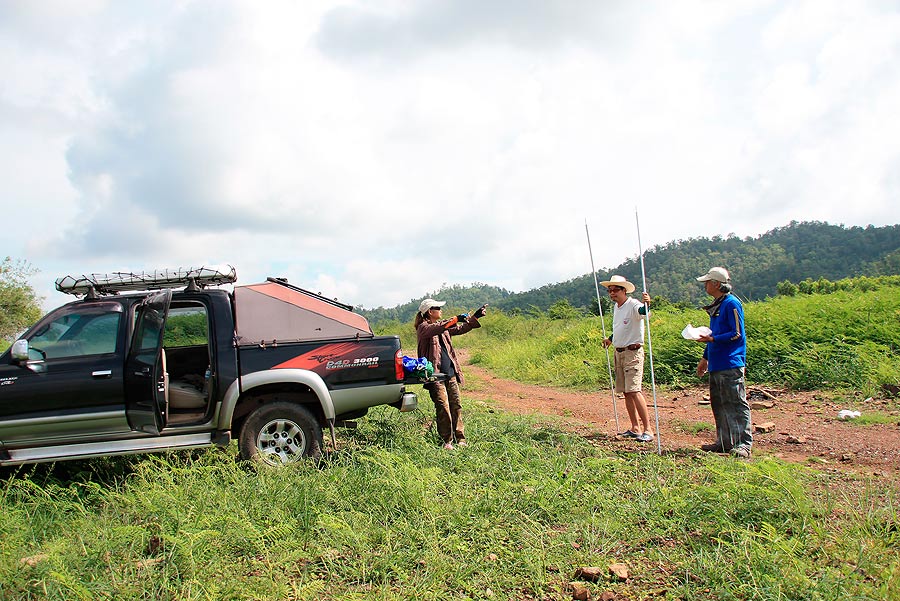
top-left (732, 447), bottom-right (751, 459)
top-left (636, 432), bottom-right (654, 442)
top-left (700, 442), bottom-right (726, 453)
top-left (442, 442), bottom-right (454, 450)
top-left (456, 440), bottom-right (468, 447)
top-left (617, 430), bottom-right (639, 438)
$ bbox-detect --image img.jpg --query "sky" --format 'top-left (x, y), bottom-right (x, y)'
top-left (2, 0), bottom-right (899, 311)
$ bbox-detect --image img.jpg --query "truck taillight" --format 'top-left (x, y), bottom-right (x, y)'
top-left (395, 350), bottom-right (405, 381)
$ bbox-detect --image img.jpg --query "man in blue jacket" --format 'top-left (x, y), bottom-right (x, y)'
top-left (695, 267), bottom-right (752, 458)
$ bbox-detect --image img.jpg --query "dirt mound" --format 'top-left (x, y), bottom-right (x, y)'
top-left (459, 355), bottom-right (900, 479)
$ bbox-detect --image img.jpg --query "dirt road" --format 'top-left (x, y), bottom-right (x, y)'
top-left (460, 355), bottom-right (900, 478)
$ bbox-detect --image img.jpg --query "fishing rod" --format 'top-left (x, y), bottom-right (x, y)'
top-left (635, 209), bottom-right (662, 454)
top-left (585, 220), bottom-right (620, 434)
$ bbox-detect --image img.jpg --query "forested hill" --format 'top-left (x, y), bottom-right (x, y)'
top-left (359, 221), bottom-right (900, 322)
top-left (358, 283), bottom-right (514, 325)
top-left (500, 221), bottom-right (900, 311)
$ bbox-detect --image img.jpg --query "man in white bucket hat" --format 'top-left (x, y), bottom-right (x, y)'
top-left (600, 275), bottom-right (654, 442)
top-left (694, 267), bottom-right (752, 458)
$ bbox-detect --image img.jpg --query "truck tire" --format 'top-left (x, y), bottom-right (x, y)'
top-left (239, 402), bottom-right (323, 465)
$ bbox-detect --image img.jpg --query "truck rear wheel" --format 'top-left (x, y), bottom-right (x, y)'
top-left (239, 402), bottom-right (323, 465)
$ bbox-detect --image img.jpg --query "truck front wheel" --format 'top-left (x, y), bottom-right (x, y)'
top-left (239, 402), bottom-right (323, 465)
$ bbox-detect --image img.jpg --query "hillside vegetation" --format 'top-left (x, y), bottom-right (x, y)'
top-left (361, 221), bottom-right (900, 323)
top-left (381, 275), bottom-right (900, 397)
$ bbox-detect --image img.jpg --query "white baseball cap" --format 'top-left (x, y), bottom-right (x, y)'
top-left (418, 298), bottom-right (446, 316)
top-left (696, 267), bottom-right (730, 283)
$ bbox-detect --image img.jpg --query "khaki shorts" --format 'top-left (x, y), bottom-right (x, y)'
top-left (613, 347), bottom-right (644, 394)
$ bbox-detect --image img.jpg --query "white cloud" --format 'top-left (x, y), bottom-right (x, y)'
top-left (2, 0), bottom-right (898, 312)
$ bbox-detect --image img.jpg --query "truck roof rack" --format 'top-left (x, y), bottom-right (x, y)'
top-left (55, 265), bottom-right (238, 298)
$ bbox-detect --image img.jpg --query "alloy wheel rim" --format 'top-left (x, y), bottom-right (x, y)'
top-left (256, 418), bottom-right (306, 465)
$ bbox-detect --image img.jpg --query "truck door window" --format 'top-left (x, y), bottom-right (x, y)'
top-left (163, 305), bottom-right (210, 347)
top-left (28, 308), bottom-right (122, 359)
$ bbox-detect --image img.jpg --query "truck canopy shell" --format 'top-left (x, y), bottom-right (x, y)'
top-left (234, 280), bottom-right (373, 344)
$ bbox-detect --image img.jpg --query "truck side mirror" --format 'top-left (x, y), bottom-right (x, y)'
top-left (11, 339), bottom-right (29, 362)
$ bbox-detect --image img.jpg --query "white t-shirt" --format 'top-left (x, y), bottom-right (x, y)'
top-left (612, 297), bottom-right (645, 347)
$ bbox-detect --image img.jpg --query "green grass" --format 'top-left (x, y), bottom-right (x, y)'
top-left (852, 412), bottom-right (900, 426)
top-left (2, 403), bottom-right (899, 600)
top-left (4, 284), bottom-right (898, 598)
top-left (448, 285), bottom-right (900, 396)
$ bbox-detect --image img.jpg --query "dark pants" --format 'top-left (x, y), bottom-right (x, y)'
top-left (428, 379), bottom-right (465, 444)
top-left (709, 367), bottom-right (752, 451)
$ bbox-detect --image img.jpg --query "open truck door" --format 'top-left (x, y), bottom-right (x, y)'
top-left (125, 289), bottom-right (172, 434)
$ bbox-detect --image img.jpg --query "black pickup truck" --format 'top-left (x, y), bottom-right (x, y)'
top-left (0, 267), bottom-right (418, 466)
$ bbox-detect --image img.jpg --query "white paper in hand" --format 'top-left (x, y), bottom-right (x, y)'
top-left (681, 324), bottom-right (712, 340)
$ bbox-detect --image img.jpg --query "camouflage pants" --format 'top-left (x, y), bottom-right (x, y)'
top-left (428, 378), bottom-right (465, 444)
top-left (709, 367), bottom-right (753, 451)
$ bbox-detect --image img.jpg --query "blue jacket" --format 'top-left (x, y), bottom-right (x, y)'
top-left (702, 293), bottom-right (746, 371)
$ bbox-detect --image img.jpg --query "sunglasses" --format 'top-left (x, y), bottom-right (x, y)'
top-left (607, 287), bottom-right (624, 293)
top-left (430, 306), bottom-right (442, 311)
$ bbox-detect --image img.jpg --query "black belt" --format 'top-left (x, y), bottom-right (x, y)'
top-left (615, 344), bottom-right (642, 352)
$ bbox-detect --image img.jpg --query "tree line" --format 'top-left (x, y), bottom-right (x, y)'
top-left (357, 221), bottom-right (899, 324)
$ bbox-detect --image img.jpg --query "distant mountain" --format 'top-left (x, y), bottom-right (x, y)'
top-left (358, 282), bottom-right (512, 324)
top-left (359, 221), bottom-right (900, 323)
top-left (498, 221), bottom-right (900, 312)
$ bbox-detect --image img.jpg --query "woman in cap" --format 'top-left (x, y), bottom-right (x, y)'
top-left (415, 298), bottom-right (486, 449)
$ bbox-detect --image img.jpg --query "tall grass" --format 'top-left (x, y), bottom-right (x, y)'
top-left (452, 287), bottom-right (900, 395)
top-left (746, 289), bottom-right (900, 392)
top-left (2, 404), bottom-right (898, 600)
